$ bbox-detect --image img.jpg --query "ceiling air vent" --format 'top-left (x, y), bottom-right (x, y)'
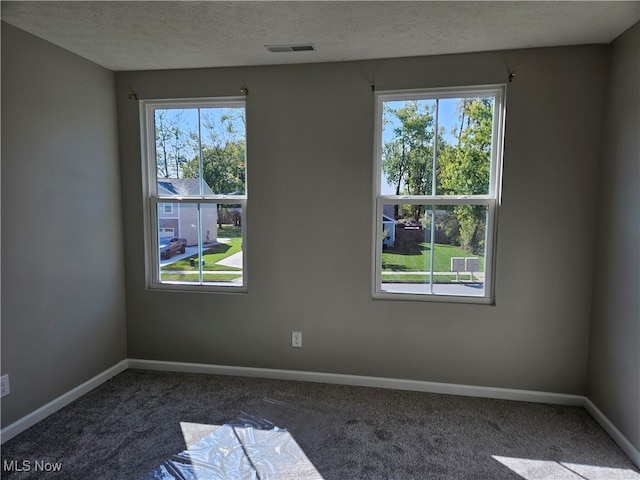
top-left (265, 44), bottom-right (315, 53)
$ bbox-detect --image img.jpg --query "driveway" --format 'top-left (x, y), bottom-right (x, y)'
top-left (160, 242), bottom-right (243, 269)
top-left (159, 246), bottom-right (198, 267)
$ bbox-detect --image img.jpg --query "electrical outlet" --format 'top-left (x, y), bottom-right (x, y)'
top-left (1, 374), bottom-right (10, 398)
top-left (292, 331), bottom-right (302, 348)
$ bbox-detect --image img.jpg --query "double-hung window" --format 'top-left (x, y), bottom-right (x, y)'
top-left (374, 85), bottom-right (505, 302)
top-left (141, 98), bottom-right (247, 291)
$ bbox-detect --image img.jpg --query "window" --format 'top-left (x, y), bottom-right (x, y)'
top-left (374, 85), bottom-right (505, 302)
top-left (141, 98), bottom-right (247, 291)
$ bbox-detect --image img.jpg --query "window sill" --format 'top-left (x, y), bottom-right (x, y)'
top-left (373, 290), bottom-right (493, 305)
top-left (148, 282), bottom-right (248, 295)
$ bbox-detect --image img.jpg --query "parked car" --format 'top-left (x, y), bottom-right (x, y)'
top-left (159, 237), bottom-right (187, 259)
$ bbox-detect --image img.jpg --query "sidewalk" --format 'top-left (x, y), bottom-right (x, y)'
top-left (164, 270), bottom-right (241, 275)
top-left (382, 271), bottom-right (484, 281)
top-left (215, 251), bottom-right (243, 269)
top-left (382, 282), bottom-right (485, 295)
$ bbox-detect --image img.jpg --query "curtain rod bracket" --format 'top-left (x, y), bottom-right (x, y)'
top-left (127, 93), bottom-right (139, 100)
top-left (240, 87), bottom-right (249, 96)
top-left (508, 72), bottom-right (516, 83)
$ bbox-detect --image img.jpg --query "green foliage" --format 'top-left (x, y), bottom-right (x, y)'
top-left (155, 107), bottom-right (246, 196)
top-left (183, 110), bottom-right (246, 195)
top-left (434, 207), bottom-right (458, 246)
top-left (382, 101), bottom-right (436, 220)
top-left (437, 97), bottom-right (493, 254)
top-left (183, 141), bottom-right (245, 195)
top-left (437, 98), bottom-right (493, 196)
top-left (382, 96), bottom-right (494, 254)
top-left (453, 204), bottom-right (486, 254)
top-left (217, 224), bottom-right (242, 239)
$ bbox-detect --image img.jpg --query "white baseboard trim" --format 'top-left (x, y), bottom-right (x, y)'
top-left (584, 398), bottom-right (640, 468)
top-left (128, 358), bottom-right (584, 406)
top-left (129, 359), bottom-right (640, 468)
top-left (4, 358), bottom-right (638, 470)
top-left (0, 359), bottom-right (129, 444)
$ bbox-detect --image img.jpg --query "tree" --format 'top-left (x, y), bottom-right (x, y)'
top-left (183, 142), bottom-right (245, 195)
top-left (381, 101), bottom-right (436, 220)
top-left (183, 109), bottom-right (246, 195)
top-left (437, 97), bottom-right (494, 253)
top-left (438, 98), bottom-right (493, 196)
top-left (182, 109), bottom-right (246, 228)
top-left (155, 110), bottom-right (191, 178)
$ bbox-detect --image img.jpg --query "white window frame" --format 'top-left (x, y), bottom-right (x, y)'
top-left (141, 97), bottom-right (248, 293)
top-left (373, 85), bottom-right (506, 304)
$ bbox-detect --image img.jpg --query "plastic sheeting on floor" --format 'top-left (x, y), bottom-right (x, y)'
top-left (142, 415), bottom-right (324, 480)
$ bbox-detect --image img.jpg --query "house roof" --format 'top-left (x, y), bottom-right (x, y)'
top-left (157, 178), bottom-right (215, 197)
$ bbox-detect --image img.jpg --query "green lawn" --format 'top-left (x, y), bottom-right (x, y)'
top-left (159, 230), bottom-right (479, 284)
top-left (381, 274), bottom-right (479, 283)
top-left (160, 224), bottom-right (243, 283)
top-left (162, 237), bottom-right (242, 272)
top-left (382, 242), bottom-right (484, 278)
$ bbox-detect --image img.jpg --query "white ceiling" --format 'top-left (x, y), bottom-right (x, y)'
top-left (2, 1), bottom-right (639, 72)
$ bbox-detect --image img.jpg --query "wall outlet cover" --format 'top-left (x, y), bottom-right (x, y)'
top-left (1, 374), bottom-right (10, 398)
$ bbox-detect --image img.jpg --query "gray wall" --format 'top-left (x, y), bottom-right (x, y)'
top-left (1, 23), bottom-right (127, 427)
top-left (117, 45), bottom-right (607, 395)
top-left (2, 18), bottom-right (637, 456)
top-left (588, 22), bottom-right (640, 452)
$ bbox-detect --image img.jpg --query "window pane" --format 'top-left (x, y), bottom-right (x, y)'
top-left (435, 96), bottom-right (494, 196)
top-left (154, 107), bottom-right (246, 198)
top-left (380, 96), bottom-right (495, 197)
top-left (380, 203), bottom-right (487, 296)
top-left (202, 204), bottom-right (243, 286)
top-left (381, 99), bottom-right (437, 195)
top-left (158, 203), bottom-right (243, 286)
top-left (200, 108), bottom-right (246, 196)
top-left (158, 202), bottom-right (199, 284)
top-left (155, 108), bottom-right (199, 196)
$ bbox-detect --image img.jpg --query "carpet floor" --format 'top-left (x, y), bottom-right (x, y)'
top-left (1, 369), bottom-right (638, 479)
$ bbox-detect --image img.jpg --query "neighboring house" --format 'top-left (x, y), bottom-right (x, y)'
top-left (382, 214), bottom-right (397, 247)
top-left (382, 205), bottom-right (451, 247)
top-left (157, 178), bottom-right (217, 246)
top-left (382, 204), bottom-right (397, 247)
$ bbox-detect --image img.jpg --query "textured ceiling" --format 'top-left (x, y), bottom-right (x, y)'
top-left (2, 1), bottom-right (639, 71)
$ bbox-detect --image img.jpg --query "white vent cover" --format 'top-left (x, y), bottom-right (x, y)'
top-left (265, 44), bottom-right (315, 53)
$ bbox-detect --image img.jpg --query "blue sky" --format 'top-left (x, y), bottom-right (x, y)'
top-left (380, 98), bottom-right (460, 195)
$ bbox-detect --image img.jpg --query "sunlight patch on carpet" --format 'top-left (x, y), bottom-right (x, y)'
top-left (492, 455), bottom-right (640, 480)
